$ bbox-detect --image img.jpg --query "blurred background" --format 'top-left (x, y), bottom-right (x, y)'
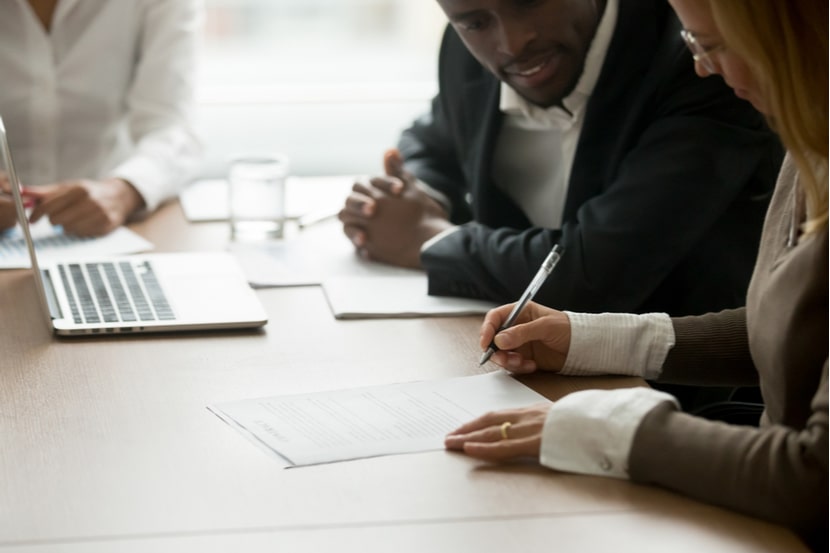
top-left (197, 0), bottom-right (447, 178)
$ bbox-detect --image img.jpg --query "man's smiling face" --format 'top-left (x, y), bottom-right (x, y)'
top-left (437, 0), bottom-right (605, 108)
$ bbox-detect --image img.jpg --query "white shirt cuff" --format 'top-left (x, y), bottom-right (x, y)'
top-left (420, 225), bottom-right (461, 253)
top-left (561, 311), bottom-right (674, 380)
top-left (111, 128), bottom-right (201, 212)
top-left (540, 387), bottom-right (679, 479)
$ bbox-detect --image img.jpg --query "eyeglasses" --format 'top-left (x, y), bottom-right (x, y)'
top-left (680, 29), bottom-right (725, 73)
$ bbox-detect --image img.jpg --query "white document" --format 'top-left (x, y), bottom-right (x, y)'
top-left (0, 219), bottom-right (153, 269)
top-left (228, 219), bottom-right (419, 287)
top-left (229, 218), bottom-right (495, 318)
top-left (322, 274), bottom-right (497, 319)
top-left (180, 175), bottom-right (356, 223)
top-left (209, 371), bottom-right (551, 467)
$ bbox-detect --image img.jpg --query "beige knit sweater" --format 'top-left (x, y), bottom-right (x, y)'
top-left (629, 155), bottom-right (828, 550)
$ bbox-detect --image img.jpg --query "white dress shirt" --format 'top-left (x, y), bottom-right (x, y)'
top-left (492, 0), bottom-right (618, 229)
top-left (540, 311), bottom-right (678, 479)
top-left (0, 0), bottom-right (203, 212)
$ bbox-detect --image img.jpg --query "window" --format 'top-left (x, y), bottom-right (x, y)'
top-left (197, 0), bottom-right (447, 177)
top-left (201, 0), bottom-right (445, 102)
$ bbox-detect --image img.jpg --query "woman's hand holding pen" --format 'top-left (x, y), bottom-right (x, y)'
top-left (0, 195), bottom-right (16, 232)
top-left (479, 301), bottom-right (571, 373)
top-left (445, 302), bottom-right (571, 462)
top-left (26, 178), bottom-right (144, 237)
top-left (0, 172), bottom-right (45, 231)
top-left (0, 171), bottom-right (18, 231)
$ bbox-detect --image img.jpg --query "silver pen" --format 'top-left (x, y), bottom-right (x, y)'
top-left (478, 244), bottom-right (564, 365)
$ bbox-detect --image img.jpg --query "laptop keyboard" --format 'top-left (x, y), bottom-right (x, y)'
top-left (57, 261), bottom-right (176, 325)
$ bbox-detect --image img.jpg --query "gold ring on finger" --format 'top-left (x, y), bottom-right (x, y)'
top-left (500, 421), bottom-right (512, 440)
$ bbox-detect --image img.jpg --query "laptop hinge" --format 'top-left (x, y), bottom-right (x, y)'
top-left (40, 268), bottom-right (63, 320)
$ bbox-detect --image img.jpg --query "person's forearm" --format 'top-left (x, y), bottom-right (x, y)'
top-left (112, 0), bottom-right (203, 211)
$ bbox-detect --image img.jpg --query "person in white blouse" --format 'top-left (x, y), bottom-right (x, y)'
top-left (0, 0), bottom-right (202, 237)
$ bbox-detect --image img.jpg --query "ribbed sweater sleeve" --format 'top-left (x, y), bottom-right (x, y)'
top-left (660, 308), bottom-right (758, 386)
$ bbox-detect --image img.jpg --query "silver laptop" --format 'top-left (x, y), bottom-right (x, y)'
top-left (0, 116), bottom-right (268, 336)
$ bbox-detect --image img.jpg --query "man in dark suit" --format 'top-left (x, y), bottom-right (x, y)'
top-left (338, 0), bottom-right (782, 317)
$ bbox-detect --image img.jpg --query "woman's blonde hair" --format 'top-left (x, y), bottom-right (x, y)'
top-left (710, 0), bottom-right (828, 235)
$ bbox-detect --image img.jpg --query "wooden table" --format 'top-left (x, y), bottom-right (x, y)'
top-left (0, 202), bottom-right (807, 552)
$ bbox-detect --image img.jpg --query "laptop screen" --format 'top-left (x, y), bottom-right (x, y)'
top-left (0, 115), bottom-right (56, 327)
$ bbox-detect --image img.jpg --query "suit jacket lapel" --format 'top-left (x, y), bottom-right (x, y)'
top-left (564, 0), bottom-right (662, 220)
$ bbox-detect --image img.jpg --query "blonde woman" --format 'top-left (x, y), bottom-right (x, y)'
top-left (445, 0), bottom-right (827, 549)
